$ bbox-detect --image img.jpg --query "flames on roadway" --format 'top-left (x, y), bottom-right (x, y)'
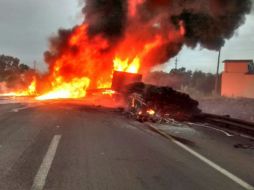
top-left (0, 0), bottom-right (252, 100)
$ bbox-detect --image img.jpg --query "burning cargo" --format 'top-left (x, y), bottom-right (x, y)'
top-left (124, 82), bottom-right (201, 121)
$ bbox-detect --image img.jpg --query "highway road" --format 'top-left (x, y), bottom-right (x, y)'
top-left (0, 99), bottom-right (253, 190)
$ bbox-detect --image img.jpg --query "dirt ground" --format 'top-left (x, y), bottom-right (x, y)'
top-left (197, 97), bottom-right (254, 122)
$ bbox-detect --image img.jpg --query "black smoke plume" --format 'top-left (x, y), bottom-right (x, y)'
top-left (83, 0), bottom-right (128, 38)
top-left (170, 0), bottom-right (253, 50)
top-left (45, 0), bottom-right (252, 66)
top-left (138, 0), bottom-right (252, 50)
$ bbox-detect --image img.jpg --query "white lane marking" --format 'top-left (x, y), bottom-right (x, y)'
top-left (31, 135), bottom-right (62, 190)
top-left (148, 124), bottom-right (254, 190)
top-left (172, 139), bottom-right (254, 190)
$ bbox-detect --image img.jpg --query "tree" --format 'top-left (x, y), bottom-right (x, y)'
top-left (145, 67), bottom-right (221, 96)
top-left (19, 64), bottom-right (30, 72)
top-left (0, 54), bottom-right (32, 87)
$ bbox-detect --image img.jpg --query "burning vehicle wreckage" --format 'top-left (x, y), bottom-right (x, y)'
top-left (89, 71), bottom-right (201, 123)
top-left (0, 1), bottom-right (253, 124)
top-left (123, 82), bottom-right (201, 123)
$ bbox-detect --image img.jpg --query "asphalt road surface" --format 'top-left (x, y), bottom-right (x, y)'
top-left (0, 99), bottom-right (253, 190)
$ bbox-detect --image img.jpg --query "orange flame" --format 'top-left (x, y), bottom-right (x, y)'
top-left (0, 78), bottom-right (37, 97)
top-left (0, 10), bottom-right (185, 100)
top-left (113, 56), bottom-right (140, 74)
top-left (129, 0), bottom-right (144, 17)
top-left (102, 89), bottom-right (116, 96)
top-left (97, 81), bottom-right (112, 89)
top-left (147, 109), bottom-right (155, 115)
top-left (36, 77), bottom-right (90, 100)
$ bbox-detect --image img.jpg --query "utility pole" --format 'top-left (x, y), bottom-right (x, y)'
top-left (214, 49), bottom-right (221, 95)
top-left (33, 60), bottom-right (37, 71)
top-left (175, 57), bottom-right (178, 69)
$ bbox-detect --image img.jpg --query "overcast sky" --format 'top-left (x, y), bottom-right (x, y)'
top-left (0, 0), bottom-right (253, 73)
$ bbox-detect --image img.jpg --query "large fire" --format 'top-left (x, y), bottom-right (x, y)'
top-left (0, 0), bottom-right (251, 101)
top-left (36, 77), bottom-right (90, 100)
top-left (0, 1), bottom-right (186, 100)
top-left (34, 23), bottom-right (147, 100)
top-left (0, 78), bottom-right (36, 97)
top-left (113, 56), bottom-right (140, 74)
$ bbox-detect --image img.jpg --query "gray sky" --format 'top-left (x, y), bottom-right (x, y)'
top-left (0, 0), bottom-right (253, 73)
top-left (0, 0), bottom-right (82, 71)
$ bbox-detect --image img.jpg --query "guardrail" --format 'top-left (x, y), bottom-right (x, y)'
top-left (194, 113), bottom-right (254, 136)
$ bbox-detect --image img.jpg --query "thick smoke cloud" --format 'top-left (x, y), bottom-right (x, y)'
top-left (44, 0), bottom-right (252, 66)
top-left (170, 0), bottom-right (253, 50)
top-left (44, 29), bottom-right (73, 64)
top-left (83, 0), bottom-right (128, 38)
top-left (137, 0), bottom-right (252, 50)
top-left (44, 0), bottom-right (128, 65)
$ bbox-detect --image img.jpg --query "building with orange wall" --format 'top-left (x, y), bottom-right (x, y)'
top-left (221, 60), bottom-right (254, 98)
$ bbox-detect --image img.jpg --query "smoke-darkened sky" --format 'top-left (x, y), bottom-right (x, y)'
top-left (0, 0), bottom-right (253, 73)
top-left (162, 12), bottom-right (254, 73)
